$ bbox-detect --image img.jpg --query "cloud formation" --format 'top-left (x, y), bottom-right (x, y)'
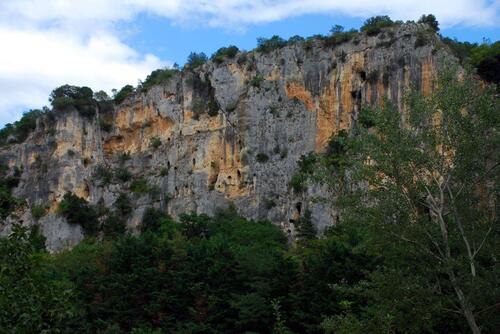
top-left (0, 0), bottom-right (498, 125)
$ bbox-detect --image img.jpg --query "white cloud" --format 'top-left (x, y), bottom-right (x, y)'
top-left (0, 0), bottom-right (498, 125)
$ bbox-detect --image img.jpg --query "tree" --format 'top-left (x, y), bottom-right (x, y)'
top-left (360, 15), bottom-right (396, 36)
top-left (58, 192), bottom-right (99, 235)
top-left (0, 224), bottom-right (83, 332)
top-left (186, 52), bottom-right (208, 69)
top-left (333, 68), bottom-right (499, 333)
top-left (50, 85), bottom-right (95, 117)
top-left (418, 14), bottom-right (439, 31)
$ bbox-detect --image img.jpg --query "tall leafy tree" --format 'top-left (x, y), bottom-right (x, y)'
top-left (331, 68), bottom-right (499, 333)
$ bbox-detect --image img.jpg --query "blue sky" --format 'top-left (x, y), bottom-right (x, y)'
top-left (0, 0), bottom-right (499, 126)
top-left (127, 13), bottom-right (500, 67)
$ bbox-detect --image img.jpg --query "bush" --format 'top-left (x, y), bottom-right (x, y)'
top-left (256, 153), bottom-right (269, 163)
top-left (57, 192), bottom-right (99, 235)
top-left (114, 85), bottom-right (134, 104)
top-left (50, 85), bottom-right (95, 117)
top-left (130, 178), bottom-right (153, 195)
top-left (249, 75), bottom-right (264, 88)
top-left (290, 173), bottom-right (307, 193)
top-left (0, 109), bottom-right (43, 146)
top-left (99, 118), bottom-right (113, 132)
top-left (418, 14), bottom-right (439, 32)
top-left (95, 165), bottom-right (113, 185)
top-left (324, 25), bottom-right (358, 47)
top-left (257, 35), bottom-right (287, 53)
top-left (360, 15), bottom-right (397, 36)
top-left (30, 205), bottom-right (46, 220)
top-left (295, 209), bottom-right (316, 240)
top-left (414, 30), bottom-right (429, 48)
top-left (149, 136), bottom-right (161, 149)
top-left (102, 213), bottom-right (126, 238)
top-left (211, 45), bottom-right (239, 64)
top-left (141, 207), bottom-right (172, 233)
top-left (113, 193), bottom-right (132, 217)
top-left (141, 68), bottom-right (179, 92)
top-left (115, 167), bottom-right (132, 182)
top-left (186, 52), bottom-right (208, 69)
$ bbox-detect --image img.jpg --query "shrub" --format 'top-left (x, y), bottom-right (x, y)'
top-left (256, 153), bottom-right (269, 163)
top-left (113, 85), bottom-right (134, 104)
top-left (159, 167), bottom-right (168, 177)
top-left (31, 205), bottom-right (46, 220)
top-left (290, 173), bottom-right (307, 193)
top-left (186, 52), bottom-right (208, 69)
top-left (102, 213), bottom-right (126, 238)
top-left (95, 165), bottom-right (113, 185)
top-left (57, 192), bottom-right (99, 235)
top-left (249, 75), bottom-right (264, 88)
top-left (149, 136), bottom-right (161, 149)
top-left (0, 109), bottom-right (43, 146)
top-left (360, 15), bottom-right (397, 36)
top-left (414, 30), bottom-right (429, 48)
top-left (141, 68), bottom-right (179, 92)
top-left (288, 35), bottom-right (305, 44)
top-left (257, 35), bottom-right (287, 53)
top-left (99, 118), bottom-right (113, 132)
top-left (118, 152), bottom-right (131, 163)
top-left (207, 100), bottom-right (219, 117)
top-left (130, 178), bottom-right (152, 195)
top-left (115, 167), bottom-right (132, 182)
top-left (295, 209), bottom-right (316, 241)
top-left (418, 14), bottom-right (439, 32)
top-left (211, 45), bottom-right (239, 64)
top-left (324, 25), bottom-right (358, 47)
top-left (141, 207), bottom-right (172, 233)
top-left (50, 85), bottom-right (95, 117)
top-left (113, 193), bottom-right (132, 217)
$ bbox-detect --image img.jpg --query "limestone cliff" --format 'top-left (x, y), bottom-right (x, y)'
top-left (0, 23), bottom-right (456, 251)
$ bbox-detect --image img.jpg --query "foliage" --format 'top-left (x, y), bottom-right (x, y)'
top-left (211, 45), bottom-right (239, 63)
top-left (58, 192), bottom-right (99, 235)
top-left (30, 204), bottom-right (46, 220)
top-left (249, 75), bottom-right (264, 88)
top-left (50, 85), bottom-right (96, 117)
top-left (141, 207), bottom-right (174, 234)
top-left (0, 109), bottom-right (43, 146)
top-left (186, 52), bottom-right (208, 69)
top-left (115, 167), bottom-right (132, 182)
top-left (324, 26), bottom-right (358, 47)
top-left (141, 68), bottom-right (179, 92)
top-left (130, 178), bottom-right (155, 195)
top-left (95, 164), bottom-right (113, 186)
top-left (295, 209), bottom-right (316, 241)
top-left (256, 152), bottom-right (269, 163)
top-left (257, 35), bottom-right (287, 53)
top-left (323, 69), bottom-right (500, 333)
top-left (114, 84), bottom-right (135, 104)
top-left (360, 15), bottom-right (398, 36)
top-left (414, 30), bottom-right (430, 48)
top-left (149, 136), bottom-right (162, 149)
top-left (418, 14), bottom-right (439, 31)
top-left (442, 39), bottom-right (500, 84)
top-left (0, 224), bottom-right (84, 333)
top-left (0, 165), bottom-right (23, 219)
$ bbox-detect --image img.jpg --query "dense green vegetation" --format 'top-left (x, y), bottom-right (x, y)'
top-left (50, 85), bottom-right (96, 117)
top-left (0, 108), bottom-right (44, 145)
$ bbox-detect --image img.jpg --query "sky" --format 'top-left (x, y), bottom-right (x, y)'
top-left (0, 0), bottom-right (499, 127)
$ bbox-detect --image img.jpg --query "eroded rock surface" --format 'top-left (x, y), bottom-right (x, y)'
top-left (0, 23), bottom-right (455, 251)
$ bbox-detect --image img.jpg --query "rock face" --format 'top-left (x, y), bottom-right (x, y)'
top-left (0, 23), bottom-right (454, 251)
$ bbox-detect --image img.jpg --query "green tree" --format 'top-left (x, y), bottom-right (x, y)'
top-left (332, 68), bottom-right (499, 333)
